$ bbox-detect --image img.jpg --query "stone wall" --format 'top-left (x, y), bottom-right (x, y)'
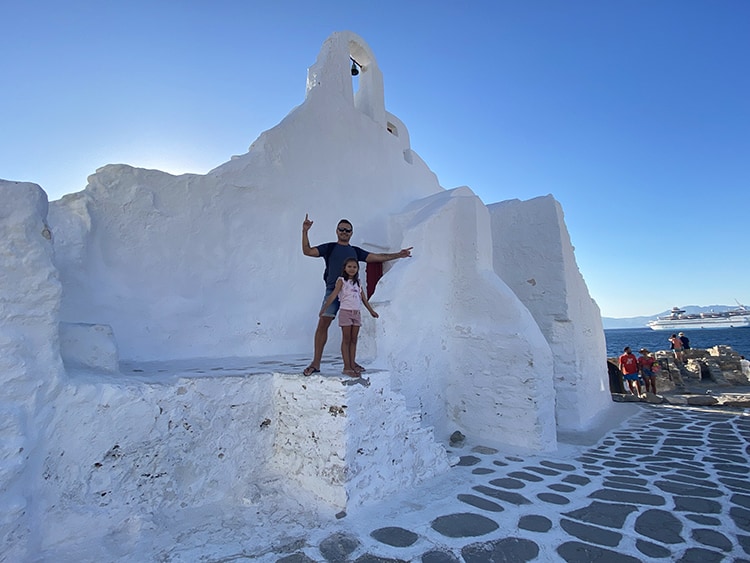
top-left (0, 181), bottom-right (65, 561)
top-left (271, 373), bottom-right (451, 510)
top-left (489, 196), bottom-right (611, 432)
top-left (34, 369), bottom-right (451, 551)
top-left (373, 189), bottom-right (558, 451)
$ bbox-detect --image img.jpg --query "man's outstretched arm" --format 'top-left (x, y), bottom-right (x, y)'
top-left (302, 213), bottom-right (320, 257)
top-left (365, 247), bottom-right (413, 263)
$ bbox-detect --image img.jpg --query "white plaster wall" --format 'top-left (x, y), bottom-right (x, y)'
top-left (59, 322), bottom-right (119, 372)
top-left (32, 368), bottom-right (451, 556)
top-left (488, 196), bottom-right (612, 431)
top-left (0, 181), bottom-right (64, 561)
top-left (48, 32), bottom-right (442, 362)
top-left (271, 372), bottom-right (451, 510)
top-left (372, 188), bottom-right (558, 451)
top-left (36, 374), bottom-right (276, 554)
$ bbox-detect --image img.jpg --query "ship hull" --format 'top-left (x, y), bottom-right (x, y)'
top-left (648, 316), bottom-right (750, 330)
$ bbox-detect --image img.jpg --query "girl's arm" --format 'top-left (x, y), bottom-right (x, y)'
top-left (320, 278), bottom-right (343, 316)
top-left (360, 288), bottom-right (379, 318)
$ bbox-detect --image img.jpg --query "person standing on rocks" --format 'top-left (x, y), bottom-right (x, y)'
top-left (679, 332), bottom-right (690, 350)
top-left (669, 333), bottom-right (685, 363)
top-left (741, 356), bottom-right (750, 379)
top-left (301, 214), bottom-right (412, 376)
top-left (637, 348), bottom-right (657, 394)
top-left (619, 346), bottom-right (641, 396)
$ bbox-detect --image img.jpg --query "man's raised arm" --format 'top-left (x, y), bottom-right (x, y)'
top-left (302, 213), bottom-right (319, 257)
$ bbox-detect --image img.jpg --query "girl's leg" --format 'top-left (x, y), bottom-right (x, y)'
top-left (341, 326), bottom-right (353, 371)
top-left (349, 326), bottom-right (360, 372)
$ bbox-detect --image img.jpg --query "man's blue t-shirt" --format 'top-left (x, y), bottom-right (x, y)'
top-left (316, 242), bottom-right (370, 290)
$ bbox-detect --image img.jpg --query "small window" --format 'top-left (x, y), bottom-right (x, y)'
top-left (386, 122), bottom-right (398, 137)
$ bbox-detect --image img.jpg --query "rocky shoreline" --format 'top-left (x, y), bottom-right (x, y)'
top-left (608, 345), bottom-right (750, 407)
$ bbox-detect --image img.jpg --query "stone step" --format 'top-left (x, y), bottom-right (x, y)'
top-left (270, 371), bottom-right (452, 510)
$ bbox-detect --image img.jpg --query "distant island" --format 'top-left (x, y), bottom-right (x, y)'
top-left (602, 305), bottom-right (738, 330)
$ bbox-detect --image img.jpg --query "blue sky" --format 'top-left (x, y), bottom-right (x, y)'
top-left (2, 1), bottom-right (748, 318)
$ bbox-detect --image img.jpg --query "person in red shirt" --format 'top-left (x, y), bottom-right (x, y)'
top-left (619, 346), bottom-right (641, 396)
top-left (637, 348), bottom-right (657, 394)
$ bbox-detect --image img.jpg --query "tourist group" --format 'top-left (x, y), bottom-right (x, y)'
top-left (618, 333), bottom-right (690, 396)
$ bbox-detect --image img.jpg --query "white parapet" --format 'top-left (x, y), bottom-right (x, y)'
top-left (35, 363), bottom-right (452, 553)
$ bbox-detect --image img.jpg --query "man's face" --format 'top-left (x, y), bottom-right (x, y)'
top-left (337, 223), bottom-right (353, 242)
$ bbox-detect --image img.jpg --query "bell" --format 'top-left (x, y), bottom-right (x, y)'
top-left (351, 60), bottom-right (359, 76)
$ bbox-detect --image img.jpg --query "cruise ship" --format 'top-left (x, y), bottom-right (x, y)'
top-left (647, 305), bottom-right (750, 331)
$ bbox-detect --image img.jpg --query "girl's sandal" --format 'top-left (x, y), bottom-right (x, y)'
top-left (342, 369), bottom-right (358, 378)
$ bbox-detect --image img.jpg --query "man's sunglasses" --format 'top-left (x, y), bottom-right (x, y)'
top-left (338, 227), bottom-right (352, 233)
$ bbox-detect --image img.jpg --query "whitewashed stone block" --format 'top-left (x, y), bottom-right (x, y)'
top-left (59, 322), bottom-right (119, 372)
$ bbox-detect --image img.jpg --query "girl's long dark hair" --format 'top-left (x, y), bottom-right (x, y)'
top-left (341, 258), bottom-right (361, 286)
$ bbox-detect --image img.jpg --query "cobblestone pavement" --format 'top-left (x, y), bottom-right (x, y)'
top-left (272, 403), bottom-right (750, 563)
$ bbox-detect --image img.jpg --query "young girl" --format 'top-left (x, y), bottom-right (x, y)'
top-left (319, 258), bottom-right (378, 377)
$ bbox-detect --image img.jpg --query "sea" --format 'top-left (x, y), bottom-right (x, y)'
top-left (605, 327), bottom-right (750, 359)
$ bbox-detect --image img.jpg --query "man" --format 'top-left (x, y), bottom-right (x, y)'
top-left (619, 346), bottom-right (641, 396)
top-left (679, 332), bottom-right (690, 350)
top-left (301, 214), bottom-right (413, 376)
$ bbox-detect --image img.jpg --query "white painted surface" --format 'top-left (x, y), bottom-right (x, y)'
top-left (30, 363), bottom-right (450, 556)
top-left (271, 372), bottom-right (451, 510)
top-left (372, 188), bottom-right (557, 451)
top-left (59, 322), bottom-right (119, 372)
top-left (489, 196), bottom-right (612, 431)
top-left (0, 180), bottom-right (65, 561)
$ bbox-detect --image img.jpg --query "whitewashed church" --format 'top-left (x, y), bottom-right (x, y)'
top-left (0, 32), bottom-right (612, 560)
